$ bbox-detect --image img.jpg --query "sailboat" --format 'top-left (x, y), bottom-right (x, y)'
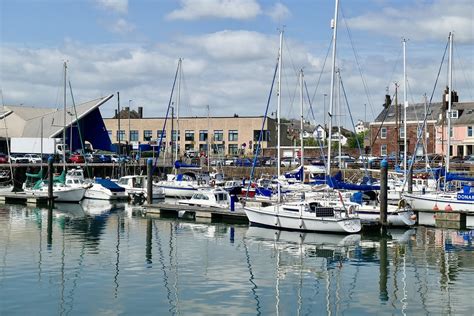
top-left (403, 33), bottom-right (474, 212)
top-left (23, 62), bottom-right (86, 202)
top-left (244, 8), bottom-right (361, 234)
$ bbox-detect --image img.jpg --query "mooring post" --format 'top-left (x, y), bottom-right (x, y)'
top-left (146, 218), bottom-right (152, 264)
top-left (147, 158), bottom-right (153, 205)
top-left (380, 159), bottom-right (388, 227)
top-left (48, 156), bottom-right (54, 206)
top-left (407, 159), bottom-right (413, 194)
top-left (47, 203), bottom-right (53, 249)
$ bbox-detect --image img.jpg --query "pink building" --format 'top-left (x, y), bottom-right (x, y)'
top-left (435, 102), bottom-right (474, 157)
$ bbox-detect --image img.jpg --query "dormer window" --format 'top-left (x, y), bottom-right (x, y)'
top-left (450, 110), bottom-right (458, 119)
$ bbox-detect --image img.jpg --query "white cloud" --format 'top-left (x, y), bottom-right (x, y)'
top-left (107, 18), bottom-right (136, 34)
top-left (95, 0), bottom-right (128, 14)
top-left (166, 0), bottom-right (261, 20)
top-left (267, 2), bottom-right (291, 22)
top-left (347, 0), bottom-right (474, 44)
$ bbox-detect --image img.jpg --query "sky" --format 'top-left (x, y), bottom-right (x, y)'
top-left (1, 0), bottom-right (473, 127)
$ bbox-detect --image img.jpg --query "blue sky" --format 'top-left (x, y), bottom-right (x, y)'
top-left (1, 0), bottom-right (473, 126)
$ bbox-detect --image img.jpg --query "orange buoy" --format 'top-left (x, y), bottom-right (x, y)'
top-left (433, 203), bottom-right (439, 211)
top-left (444, 204), bottom-right (453, 211)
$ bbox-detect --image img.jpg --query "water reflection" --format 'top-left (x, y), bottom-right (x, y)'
top-left (1, 204), bottom-right (473, 315)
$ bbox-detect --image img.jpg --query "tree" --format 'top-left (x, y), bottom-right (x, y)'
top-left (347, 131), bottom-right (366, 149)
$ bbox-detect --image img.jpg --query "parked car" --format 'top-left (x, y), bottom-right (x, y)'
top-left (224, 158), bottom-right (237, 166)
top-left (84, 153), bottom-right (100, 163)
top-left (185, 149), bottom-right (198, 158)
top-left (110, 154), bottom-right (130, 163)
top-left (24, 154), bottom-right (42, 164)
top-left (97, 154), bottom-right (112, 163)
top-left (465, 156), bottom-right (474, 164)
top-left (68, 153), bottom-right (85, 163)
top-left (0, 153), bottom-right (8, 164)
top-left (9, 154), bottom-right (29, 163)
top-left (281, 158), bottom-right (300, 167)
top-left (234, 158), bottom-right (256, 167)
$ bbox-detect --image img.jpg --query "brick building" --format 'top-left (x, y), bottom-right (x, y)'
top-left (369, 102), bottom-right (442, 157)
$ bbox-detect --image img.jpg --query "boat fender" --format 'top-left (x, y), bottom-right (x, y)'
top-left (299, 218), bottom-right (304, 228)
top-left (210, 180), bottom-right (215, 186)
top-left (348, 205), bottom-right (355, 215)
top-left (433, 203), bottom-right (439, 211)
top-left (444, 204), bottom-right (453, 212)
top-left (398, 199), bottom-right (406, 209)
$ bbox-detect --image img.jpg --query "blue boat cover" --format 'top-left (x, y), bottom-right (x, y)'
top-left (326, 171), bottom-right (381, 191)
top-left (174, 161), bottom-right (200, 169)
top-left (95, 178), bottom-right (125, 192)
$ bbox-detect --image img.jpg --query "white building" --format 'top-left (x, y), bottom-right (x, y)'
top-left (355, 120), bottom-right (368, 134)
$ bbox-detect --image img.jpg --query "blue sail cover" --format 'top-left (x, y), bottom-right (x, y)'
top-left (446, 173), bottom-right (474, 182)
top-left (326, 171), bottom-right (381, 191)
top-left (284, 166), bottom-right (303, 181)
top-left (95, 178), bottom-right (125, 192)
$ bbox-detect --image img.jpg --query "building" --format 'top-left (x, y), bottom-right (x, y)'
top-left (435, 102), bottom-right (474, 157)
top-left (103, 112), bottom-right (287, 157)
top-left (355, 120), bottom-right (369, 134)
top-left (369, 102), bottom-right (441, 157)
top-left (0, 95), bottom-right (113, 153)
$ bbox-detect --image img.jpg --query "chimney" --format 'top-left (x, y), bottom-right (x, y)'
top-left (138, 106), bottom-right (143, 118)
top-left (125, 106), bottom-right (130, 112)
top-left (114, 109), bottom-right (118, 118)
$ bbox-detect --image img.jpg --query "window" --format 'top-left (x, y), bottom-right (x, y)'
top-left (143, 130), bottom-right (152, 141)
top-left (107, 130), bottom-right (112, 140)
top-left (199, 130), bottom-right (208, 142)
top-left (185, 144), bottom-right (194, 151)
top-left (468, 126), bottom-right (473, 137)
top-left (214, 130), bottom-right (223, 141)
top-left (381, 127), bottom-right (387, 139)
top-left (172, 130), bottom-right (180, 141)
top-left (185, 130), bottom-right (194, 141)
top-left (199, 144), bottom-right (208, 152)
top-left (228, 130), bottom-right (238, 141)
top-left (116, 130), bottom-right (125, 141)
top-left (381, 144), bottom-right (387, 156)
top-left (130, 130), bottom-right (138, 142)
top-left (157, 130), bottom-right (166, 139)
top-left (253, 130), bottom-right (270, 141)
top-left (213, 144), bottom-right (224, 154)
top-left (400, 127), bottom-right (405, 139)
top-left (228, 144), bottom-right (239, 155)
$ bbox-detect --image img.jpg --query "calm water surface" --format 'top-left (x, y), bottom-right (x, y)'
top-left (0, 202), bottom-right (473, 315)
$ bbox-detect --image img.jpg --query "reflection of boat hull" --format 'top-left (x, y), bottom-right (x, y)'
top-left (404, 192), bottom-right (474, 212)
top-left (355, 208), bottom-right (416, 226)
top-left (244, 206), bottom-right (361, 234)
top-left (81, 199), bottom-right (122, 215)
top-left (246, 226), bottom-right (361, 246)
top-left (54, 202), bottom-right (86, 218)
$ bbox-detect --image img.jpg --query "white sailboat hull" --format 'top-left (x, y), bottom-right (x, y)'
top-left (244, 206), bottom-right (361, 234)
top-left (403, 192), bottom-right (474, 212)
top-left (355, 207), bottom-right (416, 226)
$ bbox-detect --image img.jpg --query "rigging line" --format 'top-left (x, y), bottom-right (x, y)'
top-left (282, 33), bottom-right (301, 118)
top-left (386, 51), bottom-right (402, 95)
top-left (401, 35), bottom-right (449, 193)
top-left (246, 55), bottom-right (279, 200)
top-left (153, 60), bottom-right (180, 172)
top-left (341, 7), bottom-right (376, 120)
top-left (304, 80), bottom-right (328, 171)
top-left (339, 72), bottom-right (369, 178)
top-left (310, 38), bottom-right (333, 105)
top-left (454, 43), bottom-right (474, 100)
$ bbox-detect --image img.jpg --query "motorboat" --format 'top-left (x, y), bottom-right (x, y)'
top-left (23, 170), bottom-right (86, 203)
top-left (66, 168), bottom-right (128, 201)
top-left (155, 173), bottom-right (206, 198)
top-left (117, 175), bottom-right (165, 200)
top-left (178, 187), bottom-right (241, 210)
top-left (244, 200), bottom-right (361, 234)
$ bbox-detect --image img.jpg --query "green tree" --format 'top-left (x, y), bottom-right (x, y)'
top-left (347, 131), bottom-right (366, 149)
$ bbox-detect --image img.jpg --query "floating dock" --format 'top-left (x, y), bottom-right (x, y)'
top-left (416, 210), bottom-right (473, 229)
top-left (0, 192), bottom-right (52, 206)
top-left (145, 202), bottom-right (248, 223)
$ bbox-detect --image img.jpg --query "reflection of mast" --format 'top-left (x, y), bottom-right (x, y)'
top-left (275, 250), bottom-right (280, 316)
top-left (153, 221), bottom-right (175, 313)
top-left (114, 214), bottom-right (122, 298)
top-left (242, 237), bottom-right (261, 314)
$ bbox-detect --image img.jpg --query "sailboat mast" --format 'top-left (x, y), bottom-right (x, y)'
top-left (299, 69), bottom-right (304, 180)
top-left (337, 69), bottom-right (342, 168)
top-left (63, 61), bottom-right (67, 168)
top-left (403, 39), bottom-right (407, 178)
top-left (277, 29), bottom-right (283, 181)
top-left (446, 32), bottom-right (453, 174)
top-left (207, 104), bottom-right (210, 172)
top-left (327, 0), bottom-right (339, 176)
top-left (176, 58), bottom-right (182, 166)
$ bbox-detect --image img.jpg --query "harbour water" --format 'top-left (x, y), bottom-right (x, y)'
top-left (1, 202), bottom-right (473, 315)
